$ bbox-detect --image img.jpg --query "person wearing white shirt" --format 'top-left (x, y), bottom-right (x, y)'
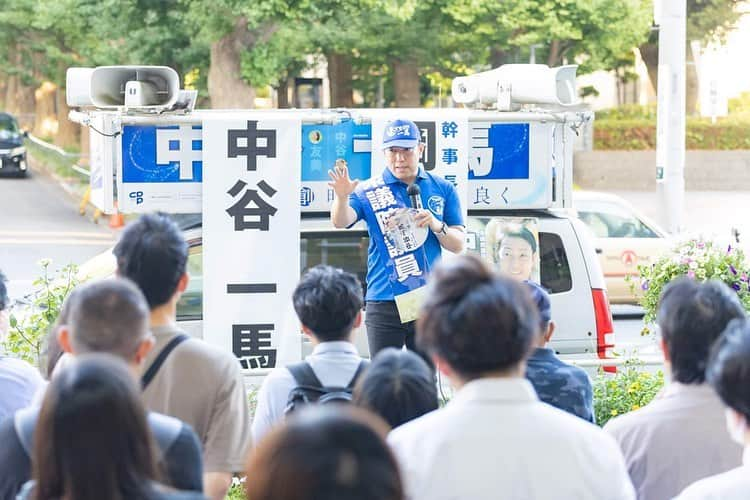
top-left (605, 279), bottom-right (744, 500)
top-left (251, 265), bottom-right (366, 444)
top-left (675, 317), bottom-right (750, 500)
top-left (388, 255), bottom-right (635, 500)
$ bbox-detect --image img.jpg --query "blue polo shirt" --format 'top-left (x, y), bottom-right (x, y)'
top-left (349, 167), bottom-right (464, 301)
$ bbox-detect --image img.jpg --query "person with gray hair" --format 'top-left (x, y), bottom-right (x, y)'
top-left (0, 269), bottom-right (45, 423)
top-left (57, 278), bottom-right (152, 365)
top-left (0, 278), bottom-right (205, 500)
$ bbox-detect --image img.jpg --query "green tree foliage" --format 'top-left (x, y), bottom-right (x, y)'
top-left (444, 0), bottom-right (652, 73)
top-left (0, 0), bottom-right (707, 109)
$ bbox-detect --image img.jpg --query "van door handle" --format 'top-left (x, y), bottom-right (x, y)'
top-left (595, 247), bottom-right (603, 254)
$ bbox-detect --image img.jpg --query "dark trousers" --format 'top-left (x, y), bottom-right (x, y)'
top-left (365, 301), bottom-right (433, 369)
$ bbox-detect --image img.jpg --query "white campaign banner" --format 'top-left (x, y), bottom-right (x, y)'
top-left (202, 114), bottom-right (302, 373)
top-left (370, 109), bottom-right (469, 226)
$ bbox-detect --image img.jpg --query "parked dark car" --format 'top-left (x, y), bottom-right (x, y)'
top-left (0, 112), bottom-right (28, 177)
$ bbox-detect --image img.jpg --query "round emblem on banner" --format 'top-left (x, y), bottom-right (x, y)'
top-left (428, 196), bottom-right (445, 216)
top-left (308, 130), bottom-right (323, 144)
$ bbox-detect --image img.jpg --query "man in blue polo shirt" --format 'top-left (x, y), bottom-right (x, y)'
top-left (329, 118), bottom-right (464, 357)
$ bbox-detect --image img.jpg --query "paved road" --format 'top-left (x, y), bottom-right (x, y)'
top-left (0, 171), bottom-right (116, 300)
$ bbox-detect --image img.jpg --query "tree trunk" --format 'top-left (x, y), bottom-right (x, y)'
top-left (638, 42), bottom-right (659, 95)
top-left (547, 40), bottom-right (562, 67)
top-left (391, 59), bottom-right (420, 107)
top-left (277, 78), bottom-right (291, 108)
top-left (4, 74), bottom-right (18, 113)
top-left (686, 43), bottom-right (699, 115)
top-left (5, 46), bottom-right (35, 129)
top-left (54, 88), bottom-right (79, 148)
top-left (489, 47), bottom-right (509, 68)
top-left (34, 81), bottom-right (57, 138)
top-left (207, 18), bottom-right (256, 109)
top-left (326, 52), bottom-right (353, 107)
top-left (11, 82), bottom-right (35, 131)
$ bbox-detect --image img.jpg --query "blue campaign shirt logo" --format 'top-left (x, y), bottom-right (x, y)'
top-left (122, 125), bottom-right (203, 183)
top-left (428, 195), bottom-right (444, 216)
top-left (469, 123), bottom-right (530, 180)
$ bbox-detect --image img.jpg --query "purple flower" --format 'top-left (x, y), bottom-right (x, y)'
top-left (730, 265), bottom-right (738, 275)
top-left (727, 244), bottom-right (733, 254)
top-left (641, 281), bottom-right (650, 291)
top-left (732, 283), bottom-right (742, 291)
top-left (697, 241), bottom-right (706, 249)
top-left (742, 273), bottom-right (749, 282)
top-left (687, 270), bottom-right (696, 278)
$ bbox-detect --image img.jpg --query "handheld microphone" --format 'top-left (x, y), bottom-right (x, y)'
top-left (407, 183), bottom-right (422, 209)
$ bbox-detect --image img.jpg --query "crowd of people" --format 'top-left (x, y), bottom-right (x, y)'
top-left (1, 119), bottom-right (749, 499)
top-left (1, 212), bottom-right (749, 499)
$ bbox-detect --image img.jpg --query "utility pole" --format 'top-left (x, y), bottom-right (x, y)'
top-left (655, 0), bottom-right (686, 234)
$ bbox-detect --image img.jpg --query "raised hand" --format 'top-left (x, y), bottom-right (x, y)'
top-left (327, 159), bottom-right (359, 199)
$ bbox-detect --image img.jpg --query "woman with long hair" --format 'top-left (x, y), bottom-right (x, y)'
top-left (19, 353), bottom-right (204, 500)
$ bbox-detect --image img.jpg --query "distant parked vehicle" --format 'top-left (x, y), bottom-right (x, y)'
top-left (572, 191), bottom-right (671, 305)
top-left (0, 112), bottom-right (28, 178)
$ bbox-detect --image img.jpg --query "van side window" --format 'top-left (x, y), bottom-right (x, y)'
top-left (300, 232), bottom-right (369, 298)
top-left (539, 233), bottom-right (572, 293)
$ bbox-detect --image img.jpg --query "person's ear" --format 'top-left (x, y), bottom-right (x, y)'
top-left (133, 335), bottom-right (155, 365)
top-left (432, 354), bottom-right (454, 379)
top-left (352, 310), bottom-right (363, 329)
top-left (57, 326), bottom-right (74, 354)
top-left (660, 338), bottom-right (670, 362)
top-left (300, 324), bottom-right (314, 339)
top-left (544, 321), bottom-right (555, 343)
top-left (177, 273), bottom-right (189, 293)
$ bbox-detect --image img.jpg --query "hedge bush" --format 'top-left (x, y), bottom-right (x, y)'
top-left (595, 117), bottom-right (750, 150)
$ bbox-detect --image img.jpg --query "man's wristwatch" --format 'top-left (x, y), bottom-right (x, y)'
top-left (434, 221), bottom-right (447, 236)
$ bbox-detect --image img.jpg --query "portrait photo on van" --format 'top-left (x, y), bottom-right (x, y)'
top-left (485, 217), bottom-right (540, 283)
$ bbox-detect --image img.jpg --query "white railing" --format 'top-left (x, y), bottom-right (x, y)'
top-left (570, 356), bottom-right (664, 368)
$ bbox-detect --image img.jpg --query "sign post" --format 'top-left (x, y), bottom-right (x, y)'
top-left (655, 0), bottom-right (686, 234)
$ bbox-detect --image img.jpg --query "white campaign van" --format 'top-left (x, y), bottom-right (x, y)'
top-left (71, 63), bottom-right (617, 380)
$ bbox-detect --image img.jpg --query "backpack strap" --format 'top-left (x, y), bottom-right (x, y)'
top-left (287, 361), bottom-right (324, 389)
top-left (346, 359), bottom-right (370, 389)
top-left (14, 406), bottom-right (39, 458)
top-left (147, 412), bottom-right (183, 459)
top-left (141, 334), bottom-right (189, 390)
